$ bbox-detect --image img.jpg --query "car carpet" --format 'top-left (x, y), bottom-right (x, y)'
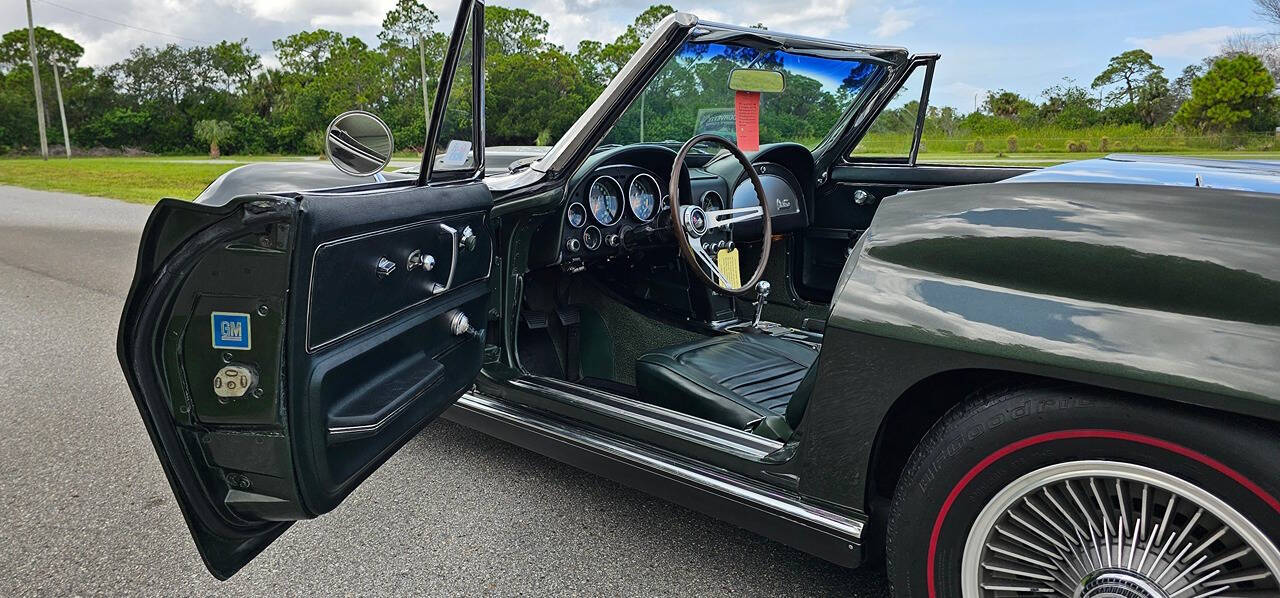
top-left (570, 278), bottom-right (705, 386)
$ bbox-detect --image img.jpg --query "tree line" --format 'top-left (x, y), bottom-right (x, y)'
top-left (0, 2), bottom-right (674, 156)
top-left (0, 1), bottom-right (1276, 157)
top-left (866, 47), bottom-right (1277, 155)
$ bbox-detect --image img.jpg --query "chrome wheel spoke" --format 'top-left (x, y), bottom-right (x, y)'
top-left (962, 461), bottom-right (1280, 598)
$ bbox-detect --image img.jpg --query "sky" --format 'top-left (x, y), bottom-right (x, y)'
top-left (5, 0), bottom-right (1269, 110)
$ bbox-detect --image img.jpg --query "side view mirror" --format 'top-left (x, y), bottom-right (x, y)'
top-left (325, 111), bottom-right (394, 177)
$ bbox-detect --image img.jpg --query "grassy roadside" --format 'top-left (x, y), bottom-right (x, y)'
top-left (0, 151), bottom-right (1274, 204)
top-left (0, 157), bottom-right (245, 203)
top-left (909, 150), bottom-right (1278, 167)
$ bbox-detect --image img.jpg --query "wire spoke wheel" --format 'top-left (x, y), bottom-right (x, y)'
top-left (962, 461), bottom-right (1280, 598)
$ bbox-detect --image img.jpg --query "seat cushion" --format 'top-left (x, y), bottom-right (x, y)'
top-left (634, 333), bottom-right (819, 430)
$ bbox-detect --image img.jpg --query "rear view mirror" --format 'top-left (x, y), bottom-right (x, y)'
top-left (728, 69), bottom-right (785, 94)
top-left (326, 111), bottom-right (394, 177)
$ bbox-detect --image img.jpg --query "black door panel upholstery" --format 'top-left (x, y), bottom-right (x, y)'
top-left (287, 183), bottom-right (493, 516)
top-left (306, 208), bottom-right (491, 350)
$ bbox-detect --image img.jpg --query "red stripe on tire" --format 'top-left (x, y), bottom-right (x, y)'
top-left (925, 429), bottom-right (1280, 598)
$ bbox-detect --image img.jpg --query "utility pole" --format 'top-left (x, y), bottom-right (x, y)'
top-left (50, 58), bottom-right (70, 158)
top-left (419, 35), bottom-right (430, 124)
top-left (26, 0), bottom-right (49, 160)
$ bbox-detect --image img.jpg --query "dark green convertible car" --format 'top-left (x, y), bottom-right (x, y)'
top-left (118, 2), bottom-right (1280, 596)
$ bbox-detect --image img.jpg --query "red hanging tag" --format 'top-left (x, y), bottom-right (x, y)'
top-left (734, 91), bottom-right (760, 152)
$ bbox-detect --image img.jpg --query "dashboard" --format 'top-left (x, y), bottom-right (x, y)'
top-left (551, 144), bottom-right (815, 268)
top-left (561, 164), bottom-right (674, 257)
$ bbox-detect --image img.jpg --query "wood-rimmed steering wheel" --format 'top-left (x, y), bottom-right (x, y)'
top-left (667, 134), bottom-right (772, 296)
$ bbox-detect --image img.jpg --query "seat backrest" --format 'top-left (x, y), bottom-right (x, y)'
top-left (784, 356), bottom-right (819, 429)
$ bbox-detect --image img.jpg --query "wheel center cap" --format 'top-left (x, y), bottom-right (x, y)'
top-left (1077, 570), bottom-right (1168, 598)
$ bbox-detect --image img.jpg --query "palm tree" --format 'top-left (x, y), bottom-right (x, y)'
top-left (193, 120), bottom-right (234, 159)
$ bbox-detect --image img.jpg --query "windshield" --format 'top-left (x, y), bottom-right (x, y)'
top-left (599, 40), bottom-right (883, 150)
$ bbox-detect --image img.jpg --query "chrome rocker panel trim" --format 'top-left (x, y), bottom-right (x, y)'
top-left (446, 392), bottom-right (866, 567)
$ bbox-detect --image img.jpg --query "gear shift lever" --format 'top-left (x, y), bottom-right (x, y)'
top-left (750, 280), bottom-right (771, 329)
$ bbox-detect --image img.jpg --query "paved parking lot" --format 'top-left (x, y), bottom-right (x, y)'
top-left (0, 186), bottom-right (888, 596)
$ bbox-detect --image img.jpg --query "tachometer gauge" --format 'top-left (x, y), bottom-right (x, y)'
top-left (699, 190), bottom-right (725, 212)
top-left (566, 202), bottom-right (586, 228)
top-left (627, 173), bottom-right (660, 222)
top-left (587, 176), bottom-right (623, 226)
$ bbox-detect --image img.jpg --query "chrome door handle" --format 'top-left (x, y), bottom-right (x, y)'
top-left (407, 250), bottom-right (436, 271)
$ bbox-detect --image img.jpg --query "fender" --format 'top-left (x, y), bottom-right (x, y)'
top-left (794, 158), bottom-right (1280, 512)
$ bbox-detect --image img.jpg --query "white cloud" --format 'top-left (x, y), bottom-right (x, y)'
top-left (733, 0), bottom-right (861, 38)
top-left (872, 7), bottom-right (915, 38)
top-left (9, 0), bottom-right (916, 67)
top-left (310, 8), bottom-right (390, 28)
top-left (1126, 25), bottom-right (1265, 59)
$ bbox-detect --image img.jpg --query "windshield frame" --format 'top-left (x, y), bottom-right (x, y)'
top-left (529, 14), bottom-right (909, 179)
top-left (600, 40), bottom-right (890, 152)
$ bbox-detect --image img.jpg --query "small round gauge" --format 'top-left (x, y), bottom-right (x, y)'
top-left (566, 202), bottom-right (587, 228)
top-left (699, 190), bottom-right (725, 212)
top-left (627, 173), bottom-right (660, 223)
top-left (583, 225), bottom-right (602, 250)
top-left (587, 176), bottom-right (623, 226)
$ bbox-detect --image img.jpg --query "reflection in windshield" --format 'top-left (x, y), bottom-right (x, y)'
top-left (600, 42), bottom-right (882, 150)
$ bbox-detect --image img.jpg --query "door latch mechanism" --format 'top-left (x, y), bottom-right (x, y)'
top-left (213, 364), bottom-right (258, 400)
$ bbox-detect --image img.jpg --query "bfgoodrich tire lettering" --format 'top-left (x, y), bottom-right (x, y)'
top-left (885, 386), bottom-right (1280, 598)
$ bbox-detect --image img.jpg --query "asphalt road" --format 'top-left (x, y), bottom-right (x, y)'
top-left (0, 186), bottom-right (889, 596)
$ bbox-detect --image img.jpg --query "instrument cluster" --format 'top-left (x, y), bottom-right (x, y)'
top-left (563, 165), bottom-right (666, 257)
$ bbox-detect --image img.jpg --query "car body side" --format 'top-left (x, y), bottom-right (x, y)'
top-left (795, 157), bottom-right (1280, 515)
top-left (166, 9), bottom-right (1280, 569)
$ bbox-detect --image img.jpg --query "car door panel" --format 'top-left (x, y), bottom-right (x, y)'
top-left (286, 185), bottom-right (493, 516)
top-left (116, 0), bottom-right (489, 578)
top-left (119, 196), bottom-right (301, 578)
top-left (118, 183), bottom-right (494, 579)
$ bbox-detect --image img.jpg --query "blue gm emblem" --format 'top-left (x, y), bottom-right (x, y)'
top-left (211, 312), bottom-right (252, 350)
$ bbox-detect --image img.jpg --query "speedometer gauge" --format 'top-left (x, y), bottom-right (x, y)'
top-left (627, 173), bottom-right (660, 222)
top-left (587, 176), bottom-right (623, 226)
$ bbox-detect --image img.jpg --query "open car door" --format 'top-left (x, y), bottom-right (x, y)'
top-left (117, 1), bottom-right (488, 579)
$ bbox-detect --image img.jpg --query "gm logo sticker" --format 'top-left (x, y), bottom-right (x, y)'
top-left (211, 312), bottom-right (252, 350)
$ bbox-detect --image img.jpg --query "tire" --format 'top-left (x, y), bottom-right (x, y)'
top-left (886, 385), bottom-right (1280, 598)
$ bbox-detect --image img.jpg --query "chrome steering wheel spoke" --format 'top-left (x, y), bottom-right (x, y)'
top-left (668, 133), bottom-right (771, 296)
top-left (705, 206), bottom-right (763, 229)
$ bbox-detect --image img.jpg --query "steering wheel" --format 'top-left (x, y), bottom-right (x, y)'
top-left (668, 134), bottom-right (772, 296)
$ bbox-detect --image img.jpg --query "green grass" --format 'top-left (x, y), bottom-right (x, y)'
top-left (907, 150), bottom-right (1277, 167)
top-left (857, 126), bottom-right (1277, 156)
top-left (0, 157), bottom-right (246, 203)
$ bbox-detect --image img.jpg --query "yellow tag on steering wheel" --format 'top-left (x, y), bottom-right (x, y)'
top-left (716, 248), bottom-right (742, 289)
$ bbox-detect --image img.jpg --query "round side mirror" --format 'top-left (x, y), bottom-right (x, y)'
top-left (325, 111), bottom-right (394, 177)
